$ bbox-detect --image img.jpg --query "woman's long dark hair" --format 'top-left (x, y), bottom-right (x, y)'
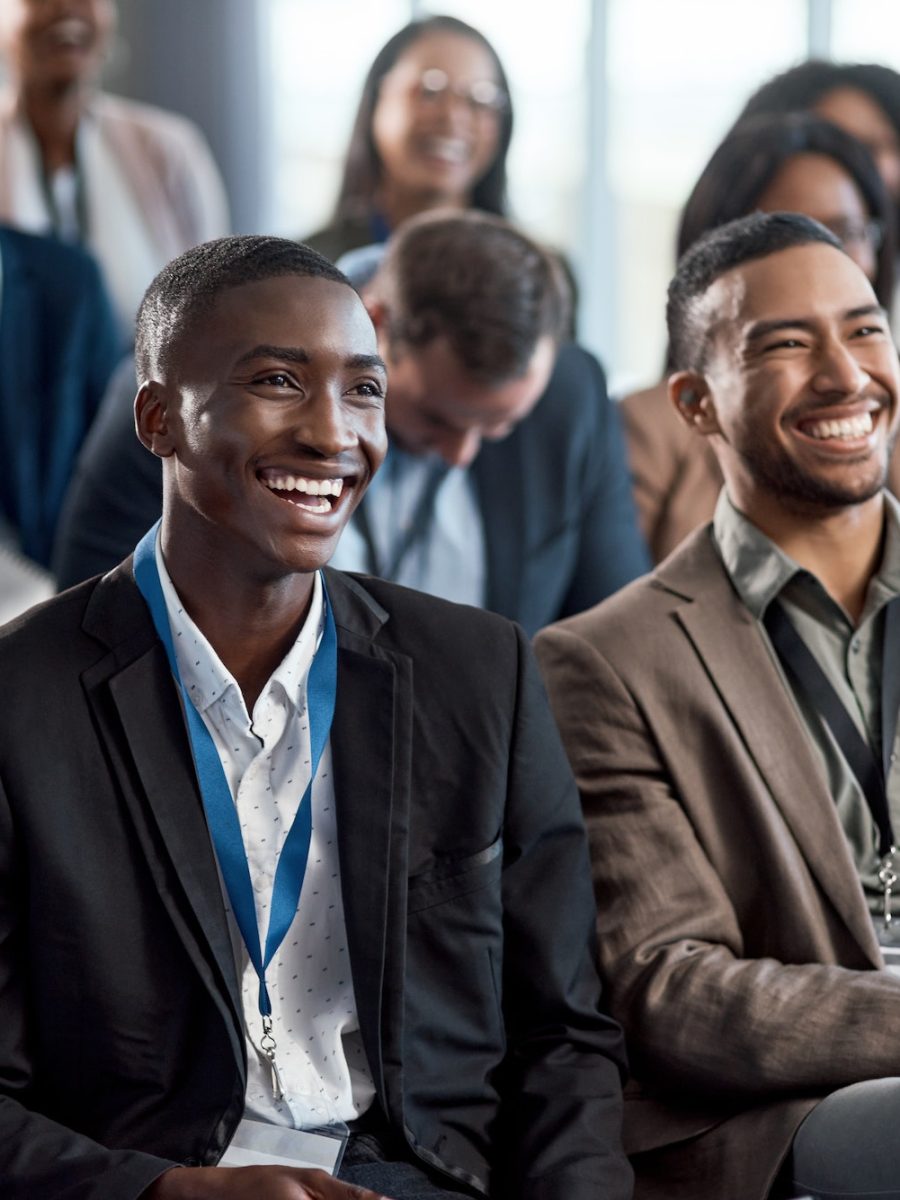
top-left (330, 15), bottom-right (513, 227)
top-left (677, 112), bottom-right (894, 303)
top-left (663, 111), bottom-right (896, 371)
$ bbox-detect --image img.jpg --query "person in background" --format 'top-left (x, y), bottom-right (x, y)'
top-left (0, 222), bottom-right (119, 575)
top-left (54, 212), bottom-right (650, 633)
top-left (0, 0), bottom-right (230, 333)
top-left (537, 211), bottom-right (900, 1200)
top-left (736, 60), bottom-right (900, 225)
top-left (621, 112), bottom-right (896, 562)
top-left (304, 15), bottom-right (511, 264)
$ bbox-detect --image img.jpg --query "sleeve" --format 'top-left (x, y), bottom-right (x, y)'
top-left (557, 354), bottom-right (651, 620)
top-left (161, 118), bottom-right (231, 245)
top-left (533, 622), bottom-right (900, 1099)
top-left (495, 626), bottom-right (633, 1200)
top-left (0, 772), bottom-right (176, 1200)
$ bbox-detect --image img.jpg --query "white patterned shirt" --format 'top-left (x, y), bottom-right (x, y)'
top-left (155, 540), bottom-right (375, 1130)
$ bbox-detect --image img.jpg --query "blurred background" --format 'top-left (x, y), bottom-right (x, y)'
top-left (88, 0), bottom-right (900, 393)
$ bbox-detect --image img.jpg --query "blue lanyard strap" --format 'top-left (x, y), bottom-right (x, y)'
top-left (132, 521), bottom-right (338, 1017)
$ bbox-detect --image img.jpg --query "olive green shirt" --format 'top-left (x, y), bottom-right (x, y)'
top-left (713, 489), bottom-right (900, 938)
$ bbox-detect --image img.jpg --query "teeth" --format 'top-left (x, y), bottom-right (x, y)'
top-left (262, 474), bottom-right (344, 497)
top-left (49, 18), bottom-right (91, 46)
top-left (805, 412), bottom-right (874, 440)
top-left (422, 137), bottom-right (468, 163)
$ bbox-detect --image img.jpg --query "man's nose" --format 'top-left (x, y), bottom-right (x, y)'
top-left (292, 393), bottom-right (358, 456)
top-left (812, 340), bottom-right (870, 396)
top-left (435, 427), bottom-right (481, 468)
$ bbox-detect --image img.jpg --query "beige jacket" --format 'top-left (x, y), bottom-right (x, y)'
top-left (621, 381), bottom-right (900, 562)
top-left (535, 525), bottom-right (900, 1200)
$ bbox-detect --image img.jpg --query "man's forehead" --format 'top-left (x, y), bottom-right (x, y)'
top-left (702, 242), bottom-right (877, 343)
top-left (204, 275), bottom-right (376, 349)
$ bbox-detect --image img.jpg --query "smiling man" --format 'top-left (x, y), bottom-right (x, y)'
top-left (0, 236), bottom-right (630, 1200)
top-left (535, 212), bottom-right (900, 1200)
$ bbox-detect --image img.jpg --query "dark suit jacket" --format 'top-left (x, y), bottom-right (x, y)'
top-left (0, 564), bottom-right (631, 1200)
top-left (52, 346), bottom-right (650, 632)
top-left (0, 226), bottom-right (120, 568)
top-left (535, 525), bottom-right (900, 1200)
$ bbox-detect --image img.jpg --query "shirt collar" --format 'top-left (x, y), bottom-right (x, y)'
top-left (713, 488), bottom-right (900, 622)
top-left (154, 533), bottom-right (325, 718)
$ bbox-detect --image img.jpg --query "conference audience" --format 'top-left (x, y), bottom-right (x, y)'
top-left (0, 0), bottom-right (230, 332)
top-left (54, 211), bottom-right (650, 633)
top-left (621, 112), bottom-right (897, 561)
top-left (537, 212), bottom-right (900, 1200)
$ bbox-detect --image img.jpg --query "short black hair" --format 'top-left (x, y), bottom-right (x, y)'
top-left (330, 15), bottom-right (513, 227)
top-left (135, 235), bottom-right (352, 380)
top-left (667, 211), bottom-right (843, 372)
top-left (371, 210), bottom-right (570, 383)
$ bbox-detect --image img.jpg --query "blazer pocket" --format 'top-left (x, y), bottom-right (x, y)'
top-left (407, 836), bottom-right (503, 914)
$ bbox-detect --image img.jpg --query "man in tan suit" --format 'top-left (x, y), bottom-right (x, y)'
top-left (536, 211), bottom-right (900, 1200)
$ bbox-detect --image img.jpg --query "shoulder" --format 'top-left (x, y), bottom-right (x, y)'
top-left (328, 569), bottom-right (523, 678)
top-left (302, 217), bottom-right (375, 264)
top-left (0, 575), bottom-right (104, 674)
top-left (0, 223), bottom-right (103, 283)
top-left (91, 92), bottom-right (209, 152)
top-left (536, 525), bottom-right (720, 654)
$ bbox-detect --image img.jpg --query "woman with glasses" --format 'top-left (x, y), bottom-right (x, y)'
top-left (620, 111), bottom-right (896, 563)
top-left (304, 15), bottom-right (512, 263)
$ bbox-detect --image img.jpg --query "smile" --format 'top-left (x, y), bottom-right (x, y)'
top-left (47, 18), bottom-right (93, 48)
top-left (420, 136), bottom-right (469, 164)
top-left (259, 471), bottom-right (346, 515)
top-left (802, 412), bottom-right (874, 441)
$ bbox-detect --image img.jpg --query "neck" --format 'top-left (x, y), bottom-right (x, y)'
top-left (19, 79), bottom-right (87, 171)
top-left (736, 489), bottom-right (886, 623)
top-left (375, 179), bottom-right (468, 231)
top-left (160, 527), bottom-right (316, 713)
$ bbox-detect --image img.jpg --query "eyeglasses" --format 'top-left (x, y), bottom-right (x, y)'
top-left (820, 215), bottom-right (885, 252)
top-left (413, 67), bottom-right (508, 114)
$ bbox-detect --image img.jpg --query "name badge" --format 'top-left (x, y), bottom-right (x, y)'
top-left (219, 1119), bottom-right (347, 1173)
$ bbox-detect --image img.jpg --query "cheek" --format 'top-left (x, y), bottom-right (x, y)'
top-left (372, 96), bottom-right (414, 165)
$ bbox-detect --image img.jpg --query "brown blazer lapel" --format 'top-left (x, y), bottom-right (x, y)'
top-left (659, 532), bottom-right (882, 965)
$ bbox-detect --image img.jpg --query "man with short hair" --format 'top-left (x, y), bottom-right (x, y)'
top-left (536, 212), bottom-right (900, 1200)
top-left (0, 235), bottom-right (630, 1200)
top-left (53, 212), bottom-right (648, 632)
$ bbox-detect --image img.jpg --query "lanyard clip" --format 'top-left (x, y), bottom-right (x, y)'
top-left (879, 846), bottom-right (898, 929)
top-left (260, 1015), bottom-right (286, 1102)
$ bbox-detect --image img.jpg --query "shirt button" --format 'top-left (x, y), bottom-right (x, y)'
top-left (851, 638), bottom-right (861, 654)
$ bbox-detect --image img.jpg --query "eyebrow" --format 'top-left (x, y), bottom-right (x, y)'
top-left (744, 304), bottom-right (886, 344)
top-left (234, 345), bottom-right (387, 375)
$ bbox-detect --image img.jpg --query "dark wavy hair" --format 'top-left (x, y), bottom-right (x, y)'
top-left (678, 111), bottom-right (895, 306)
top-left (330, 15), bottom-right (513, 226)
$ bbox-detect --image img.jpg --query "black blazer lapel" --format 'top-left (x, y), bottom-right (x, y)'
top-left (326, 570), bottom-right (412, 1122)
top-left (80, 566), bottom-right (245, 1069)
top-left (472, 442), bottom-right (525, 620)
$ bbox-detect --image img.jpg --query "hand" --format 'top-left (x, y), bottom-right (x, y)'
top-left (143, 1165), bottom-right (390, 1200)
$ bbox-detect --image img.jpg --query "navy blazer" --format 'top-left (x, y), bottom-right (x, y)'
top-left (53, 345), bottom-right (650, 630)
top-left (0, 226), bottom-right (120, 567)
top-left (0, 564), bottom-right (631, 1200)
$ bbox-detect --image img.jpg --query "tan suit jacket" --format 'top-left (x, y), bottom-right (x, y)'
top-left (621, 382), bottom-right (900, 562)
top-left (534, 525), bottom-right (900, 1200)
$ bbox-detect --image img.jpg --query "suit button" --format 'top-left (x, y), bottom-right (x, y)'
top-left (182, 1157), bottom-right (199, 1167)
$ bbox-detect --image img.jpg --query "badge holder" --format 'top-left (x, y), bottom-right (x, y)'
top-left (219, 1118), bottom-right (349, 1173)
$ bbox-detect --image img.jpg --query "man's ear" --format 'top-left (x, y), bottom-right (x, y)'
top-left (668, 371), bottom-right (721, 436)
top-left (135, 381), bottom-right (176, 458)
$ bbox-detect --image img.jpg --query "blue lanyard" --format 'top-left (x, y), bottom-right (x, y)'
top-left (132, 521), bottom-right (338, 1019)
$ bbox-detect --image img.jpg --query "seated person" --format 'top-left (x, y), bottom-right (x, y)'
top-left (620, 112), bottom-right (898, 562)
top-left (0, 222), bottom-right (119, 571)
top-left (0, 234), bottom-right (631, 1199)
top-left (537, 212), bottom-right (900, 1200)
top-left (54, 211), bottom-right (649, 634)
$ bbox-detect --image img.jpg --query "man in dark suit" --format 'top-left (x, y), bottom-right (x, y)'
top-left (536, 213), bottom-right (900, 1200)
top-left (0, 235), bottom-right (630, 1199)
top-left (52, 212), bottom-right (648, 631)
top-left (0, 224), bottom-right (120, 571)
